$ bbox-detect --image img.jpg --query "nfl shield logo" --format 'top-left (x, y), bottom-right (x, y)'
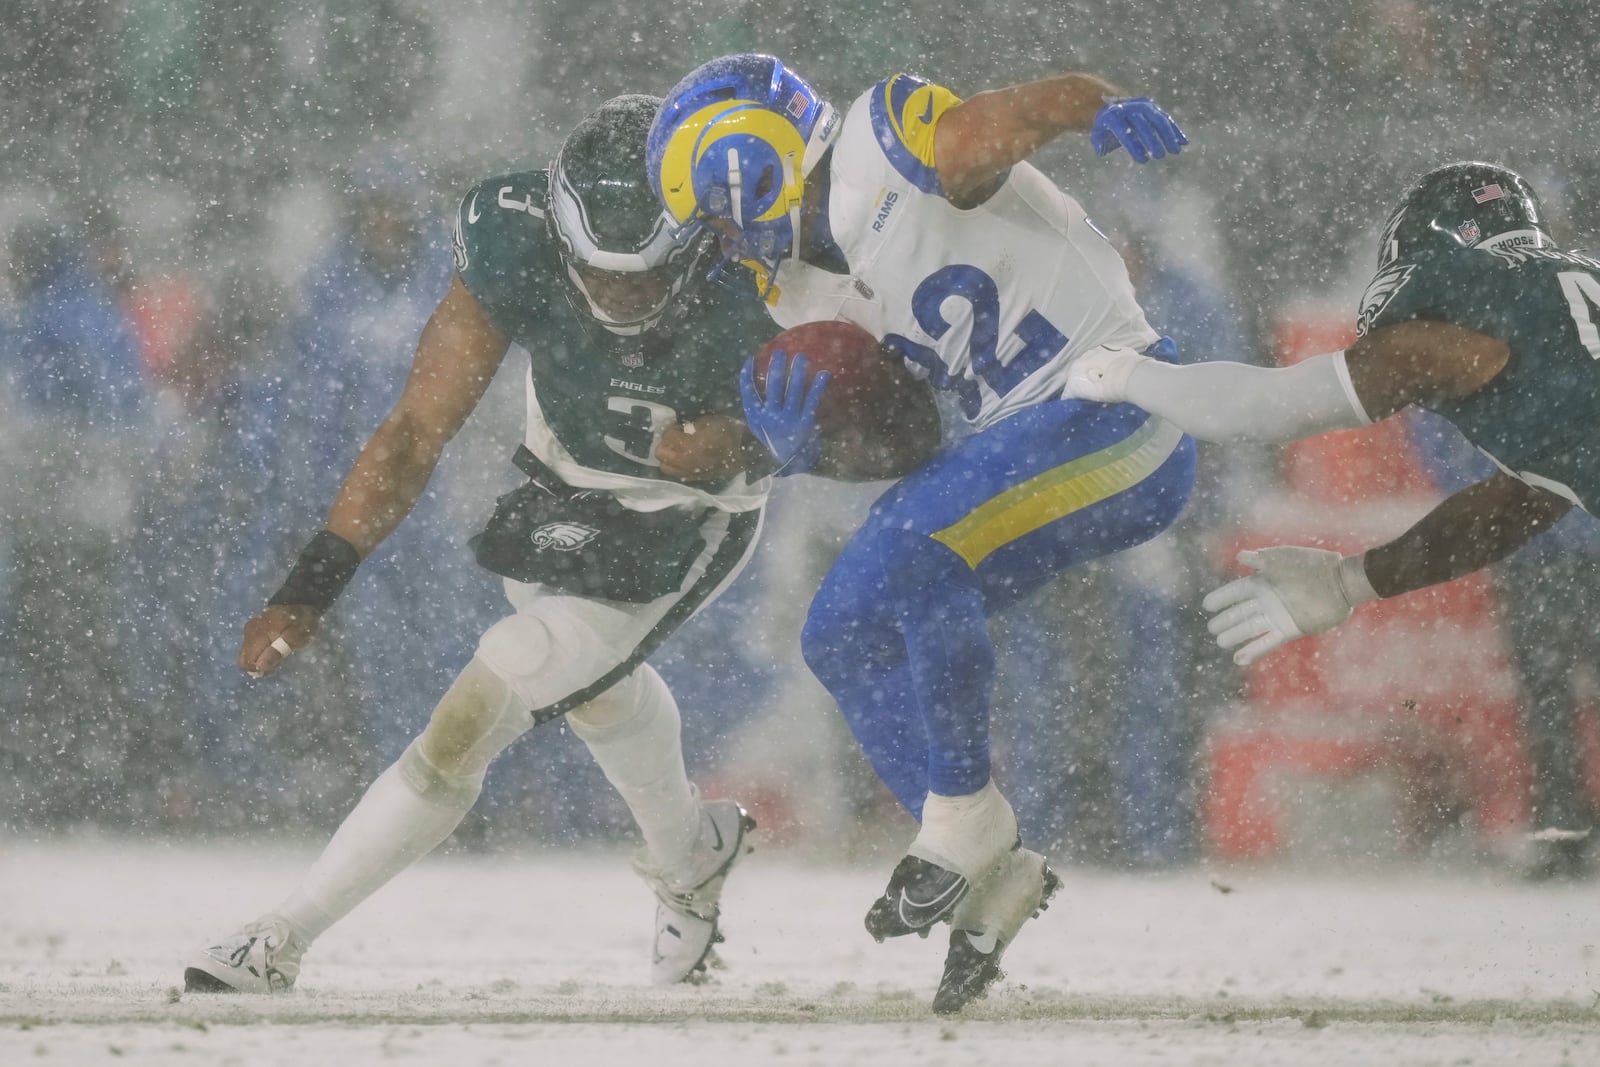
top-left (1459, 219), bottom-right (1481, 242)
top-left (622, 349), bottom-right (644, 368)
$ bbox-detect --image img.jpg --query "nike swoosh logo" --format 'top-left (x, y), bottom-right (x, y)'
top-left (896, 878), bottom-right (966, 927)
top-left (918, 96), bottom-right (935, 124)
top-left (709, 817), bottom-right (725, 852)
top-left (466, 191), bottom-right (481, 223)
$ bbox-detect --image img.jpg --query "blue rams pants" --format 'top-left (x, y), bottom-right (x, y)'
top-left (801, 394), bottom-right (1195, 820)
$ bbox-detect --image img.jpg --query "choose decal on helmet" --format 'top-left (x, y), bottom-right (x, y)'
top-left (1376, 161), bottom-right (1551, 270)
top-left (645, 54), bottom-right (841, 296)
top-left (549, 94), bottom-right (707, 334)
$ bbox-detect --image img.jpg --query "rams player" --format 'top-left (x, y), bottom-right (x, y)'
top-left (647, 55), bottom-right (1192, 1011)
top-left (185, 96), bottom-right (785, 993)
top-left (1066, 162), bottom-right (1598, 666)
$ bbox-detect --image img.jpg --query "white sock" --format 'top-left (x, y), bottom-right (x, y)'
top-left (566, 665), bottom-right (703, 872)
top-left (276, 740), bottom-right (484, 943)
top-left (910, 780), bottom-right (1019, 880)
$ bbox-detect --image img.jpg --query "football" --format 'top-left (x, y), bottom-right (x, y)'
top-left (752, 320), bottom-right (941, 480)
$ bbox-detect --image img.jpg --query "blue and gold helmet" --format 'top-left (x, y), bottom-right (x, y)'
top-left (646, 54), bottom-right (841, 296)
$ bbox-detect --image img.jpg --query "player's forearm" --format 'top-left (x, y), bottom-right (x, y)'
top-left (1123, 352), bottom-right (1371, 442)
top-left (324, 414), bottom-right (447, 557)
top-left (939, 73), bottom-right (1122, 199)
top-left (1362, 475), bottom-right (1572, 597)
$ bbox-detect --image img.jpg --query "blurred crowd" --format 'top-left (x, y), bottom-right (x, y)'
top-left (2, 0), bottom-right (1598, 873)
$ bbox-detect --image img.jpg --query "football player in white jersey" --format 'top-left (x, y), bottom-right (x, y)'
top-left (647, 54), bottom-right (1192, 1012)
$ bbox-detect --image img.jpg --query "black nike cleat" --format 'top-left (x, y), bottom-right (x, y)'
top-left (864, 855), bottom-right (970, 942)
top-left (931, 852), bottom-right (1061, 1014)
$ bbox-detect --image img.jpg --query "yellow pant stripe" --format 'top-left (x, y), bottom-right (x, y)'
top-left (931, 418), bottom-right (1184, 569)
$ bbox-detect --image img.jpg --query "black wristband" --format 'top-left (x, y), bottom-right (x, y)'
top-left (268, 530), bottom-right (362, 612)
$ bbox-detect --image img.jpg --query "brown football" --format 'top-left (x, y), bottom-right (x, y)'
top-left (752, 320), bottom-right (940, 480)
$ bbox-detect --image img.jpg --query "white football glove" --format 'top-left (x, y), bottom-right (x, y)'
top-left (1063, 346), bottom-right (1151, 403)
top-left (1201, 547), bottom-right (1379, 666)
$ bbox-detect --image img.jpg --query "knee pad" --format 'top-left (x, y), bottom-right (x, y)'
top-left (418, 658), bottom-right (524, 777)
top-left (566, 664), bottom-right (678, 742)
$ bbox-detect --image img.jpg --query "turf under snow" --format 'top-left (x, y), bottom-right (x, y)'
top-left (1, 838), bottom-right (1596, 1065)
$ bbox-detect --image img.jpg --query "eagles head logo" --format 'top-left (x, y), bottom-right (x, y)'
top-left (1355, 262), bottom-right (1415, 337)
top-left (530, 521), bottom-right (600, 551)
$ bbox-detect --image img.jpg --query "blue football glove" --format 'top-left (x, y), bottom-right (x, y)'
top-left (1090, 97), bottom-right (1188, 163)
top-left (740, 351), bottom-right (831, 476)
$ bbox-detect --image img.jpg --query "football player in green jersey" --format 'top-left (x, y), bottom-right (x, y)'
top-left (1065, 161), bottom-right (1596, 665)
top-left (184, 96), bottom-right (786, 993)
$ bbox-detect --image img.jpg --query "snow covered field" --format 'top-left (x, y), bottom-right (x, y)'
top-left (2, 838), bottom-right (1596, 1066)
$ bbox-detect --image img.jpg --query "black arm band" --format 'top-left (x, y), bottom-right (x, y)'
top-left (267, 530), bottom-right (362, 612)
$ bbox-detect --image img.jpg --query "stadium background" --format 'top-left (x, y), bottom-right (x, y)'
top-left (3, 0), bottom-right (1598, 874)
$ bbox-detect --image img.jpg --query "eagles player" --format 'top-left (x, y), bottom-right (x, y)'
top-left (1066, 162), bottom-right (1596, 665)
top-left (184, 95), bottom-right (785, 993)
top-left (647, 54), bottom-right (1192, 1012)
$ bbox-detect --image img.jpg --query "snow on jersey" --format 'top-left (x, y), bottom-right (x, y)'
top-left (764, 73), bottom-right (1160, 431)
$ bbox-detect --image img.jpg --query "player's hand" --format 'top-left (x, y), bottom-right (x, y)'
top-left (740, 351), bottom-right (831, 476)
top-left (1063, 346), bottom-right (1151, 403)
top-left (657, 414), bottom-right (756, 481)
top-left (239, 604), bottom-right (323, 678)
top-left (1090, 97), bottom-right (1188, 163)
top-left (1202, 547), bottom-right (1378, 666)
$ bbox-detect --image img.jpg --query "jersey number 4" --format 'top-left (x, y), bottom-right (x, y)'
top-left (1559, 271), bottom-right (1600, 361)
top-left (882, 265), bottom-right (1069, 420)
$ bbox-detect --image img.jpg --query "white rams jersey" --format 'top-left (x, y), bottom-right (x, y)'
top-left (765, 73), bottom-right (1160, 431)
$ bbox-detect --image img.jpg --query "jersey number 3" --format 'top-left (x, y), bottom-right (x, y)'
top-left (882, 265), bottom-right (1069, 419)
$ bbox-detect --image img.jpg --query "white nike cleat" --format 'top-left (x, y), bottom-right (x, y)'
top-left (933, 847), bottom-right (1060, 1014)
top-left (183, 915), bottom-right (307, 994)
top-left (632, 798), bottom-right (756, 985)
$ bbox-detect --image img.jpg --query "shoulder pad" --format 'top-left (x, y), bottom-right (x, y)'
top-left (865, 73), bottom-right (962, 195)
top-left (452, 171), bottom-right (549, 272)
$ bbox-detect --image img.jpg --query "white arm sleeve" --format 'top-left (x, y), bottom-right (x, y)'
top-left (1123, 351), bottom-right (1373, 443)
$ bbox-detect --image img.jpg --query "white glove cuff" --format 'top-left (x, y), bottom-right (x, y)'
top-left (1335, 553), bottom-right (1380, 606)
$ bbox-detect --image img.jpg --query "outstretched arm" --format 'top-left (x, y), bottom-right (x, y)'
top-left (1203, 472), bottom-right (1572, 665)
top-left (1361, 469), bottom-right (1572, 597)
top-left (934, 73), bottom-right (1185, 206)
top-left (240, 276), bottom-right (510, 676)
top-left (1066, 319), bottom-right (1511, 442)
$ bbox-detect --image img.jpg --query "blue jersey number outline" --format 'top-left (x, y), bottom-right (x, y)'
top-left (882, 265), bottom-right (1068, 420)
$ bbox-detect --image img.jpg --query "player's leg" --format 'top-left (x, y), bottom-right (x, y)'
top-left (183, 654), bottom-right (525, 993)
top-left (483, 506), bottom-right (764, 983)
top-left (811, 399), bottom-right (1193, 1004)
top-left (929, 403), bottom-right (1194, 1011)
top-left (186, 505), bottom-right (762, 992)
top-left (801, 563), bottom-right (930, 814)
top-left (566, 664), bottom-right (755, 983)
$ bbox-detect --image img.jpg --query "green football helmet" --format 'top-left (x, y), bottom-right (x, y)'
top-left (549, 94), bottom-right (708, 334)
top-left (1376, 161), bottom-right (1552, 270)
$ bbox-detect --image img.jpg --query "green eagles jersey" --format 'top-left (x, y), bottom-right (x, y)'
top-left (1357, 243), bottom-right (1600, 512)
top-left (451, 171), bottom-right (776, 510)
